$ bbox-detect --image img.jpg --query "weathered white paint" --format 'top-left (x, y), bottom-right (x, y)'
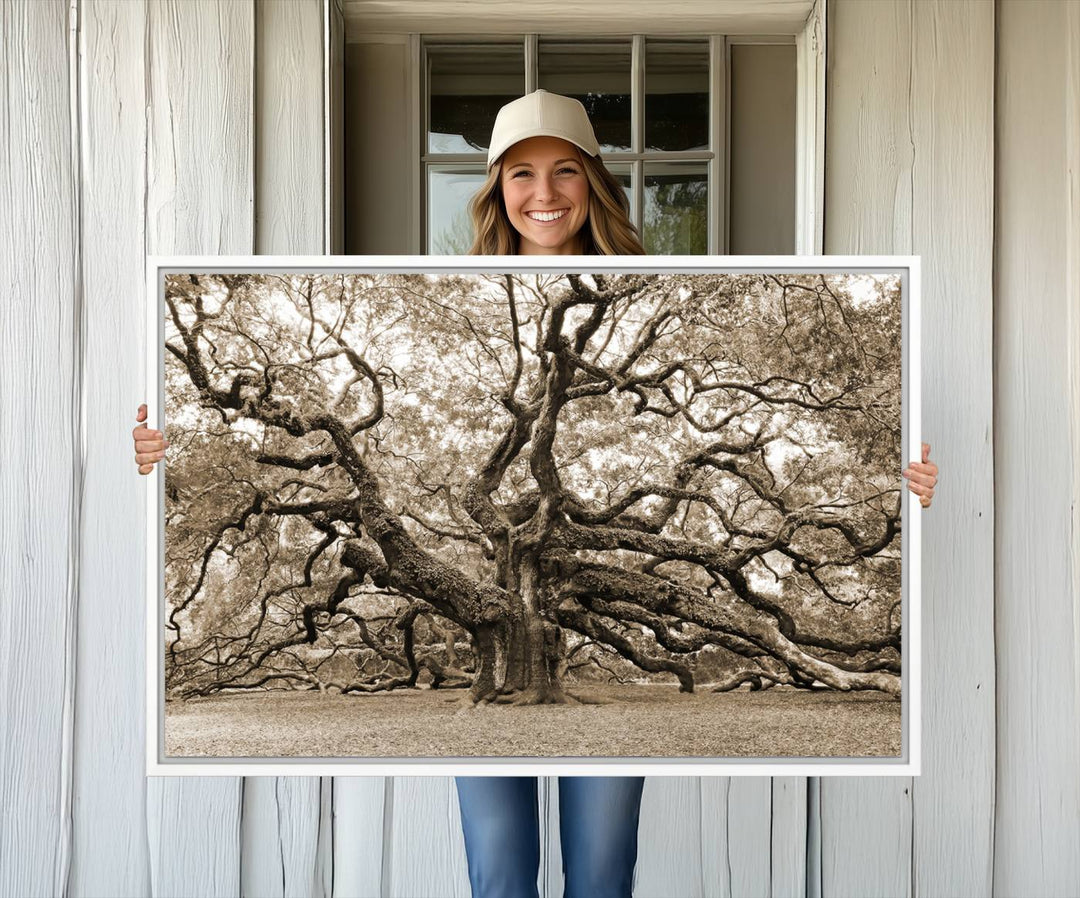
top-left (255, 0), bottom-right (325, 257)
top-left (144, 1), bottom-right (253, 894)
top-left (824, 9), bottom-right (915, 895)
top-left (240, 777), bottom-right (326, 898)
top-left (70, 1), bottom-right (152, 896)
top-left (332, 777), bottom-right (387, 897)
top-left (823, 2), bottom-right (995, 897)
top-left (146, 778), bottom-right (242, 897)
top-left (4, 1), bottom-right (1078, 896)
top-left (388, 777), bottom-right (472, 897)
top-left (245, 3), bottom-right (331, 896)
top-left (794, 0), bottom-right (825, 254)
top-left (0, 1), bottom-right (78, 896)
top-left (995, 0), bottom-right (1080, 891)
top-left (907, 3), bottom-right (996, 894)
top-left (635, 777), bottom-right (703, 897)
top-left (769, 778), bottom-right (810, 894)
top-left (342, 0), bottom-right (816, 39)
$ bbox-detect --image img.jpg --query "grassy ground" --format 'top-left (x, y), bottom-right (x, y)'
top-left (164, 682), bottom-right (901, 760)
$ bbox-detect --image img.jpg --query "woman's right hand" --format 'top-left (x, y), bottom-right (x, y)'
top-left (133, 403), bottom-right (169, 475)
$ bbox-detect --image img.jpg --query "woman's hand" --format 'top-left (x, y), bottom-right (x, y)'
top-left (902, 442), bottom-right (938, 508)
top-left (133, 403), bottom-right (169, 475)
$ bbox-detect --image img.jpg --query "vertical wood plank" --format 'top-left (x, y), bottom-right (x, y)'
top-left (254, 0), bottom-right (324, 256)
top-left (70, 0), bottom-right (153, 894)
top-left (825, 2), bottom-right (997, 897)
top-left (822, 3), bottom-right (914, 895)
top-left (700, 779), bottom-right (731, 898)
top-left (315, 777), bottom-right (335, 897)
top-left (728, 777), bottom-right (790, 895)
top-left (386, 777), bottom-right (471, 898)
top-left (699, 778), bottom-right (778, 898)
top-left (332, 778), bottom-right (387, 897)
top-left (821, 779), bottom-right (911, 897)
top-left (635, 777), bottom-right (703, 898)
top-left (770, 777), bottom-right (808, 897)
top-left (146, 777), bottom-right (244, 896)
top-left (145, 2), bottom-right (254, 894)
top-left (0, 1), bottom-right (78, 896)
top-left (908, 2), bottom-right (995, 896)
top-left (241, 777), bottom-right (326, 898)
top-left (825, 0), bottom-right (913, 252)
top-left (243, 2), bottom-right (328, 895)
top-left (144, 0), bottom-right (254, 256)
top-left (995, 1), bottom-right (1080, 892)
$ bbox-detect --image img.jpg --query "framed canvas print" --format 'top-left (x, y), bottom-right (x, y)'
top-left (145, 255), bottom-right (921, 776)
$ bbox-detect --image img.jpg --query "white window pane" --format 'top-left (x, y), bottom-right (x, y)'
top-left (428, 167), bottom-right (487, 254)
top-left (643, 163), bottom-right (708, 255)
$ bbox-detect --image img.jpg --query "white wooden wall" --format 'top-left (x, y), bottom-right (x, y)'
top-left (994, 0), bottom-right (1080, 891)
top-left (824, 1), bottom-right (995, 893)
top-left (1, 1), bottom-right (1077, 896)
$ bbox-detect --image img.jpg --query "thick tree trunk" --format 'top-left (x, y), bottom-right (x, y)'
top-left (461, 559), bottom-right (577, 704)
top-left (467, 624), bottom-right (500, 703)
top-left (501, 612), bottom-right (528, 693)
top-left (490, 559), bottom-right (575, 704)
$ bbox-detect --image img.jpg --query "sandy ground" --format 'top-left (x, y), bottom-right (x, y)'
top-left (163, 683), bottom-right (901, 760)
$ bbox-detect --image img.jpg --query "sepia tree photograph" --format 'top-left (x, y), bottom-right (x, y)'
top-left (152, 263), bottom-right (916, 769)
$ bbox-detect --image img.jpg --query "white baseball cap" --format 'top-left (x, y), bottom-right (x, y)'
top-left (486, 89), bottom-right (601, 170)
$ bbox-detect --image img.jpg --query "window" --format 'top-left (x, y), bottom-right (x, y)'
top-left (421, 35), bottom-right (796, 256)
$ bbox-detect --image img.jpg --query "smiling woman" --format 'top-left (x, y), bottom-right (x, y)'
top-left (499, 137), bottom-right (591, 254)
top-left (465, 89), bottom-right (646, 256)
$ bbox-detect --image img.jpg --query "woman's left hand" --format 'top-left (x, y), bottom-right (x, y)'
top-left (902, 442), bottom-right (938, 508)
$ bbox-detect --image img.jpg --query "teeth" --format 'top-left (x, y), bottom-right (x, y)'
top-left (527, 209), bottom-right (567, 222)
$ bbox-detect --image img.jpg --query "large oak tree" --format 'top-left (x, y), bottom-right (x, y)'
top-left (163, 271), bottom-right (904, 704)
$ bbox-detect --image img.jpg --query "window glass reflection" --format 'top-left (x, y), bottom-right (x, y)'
top-left (538, 40), bottom-right (632, 153)
top-left (428, 167), bottom-right (487, 253)
top-left (428, 44), bottom-right (524, 154)
top-left (645, 40), bottom-right (709, 152)
top-left (644, 163), bottom-right (708, 254)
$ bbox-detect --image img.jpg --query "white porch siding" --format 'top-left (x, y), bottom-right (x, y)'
top-left (2, 1), bottom-right (1077, 897)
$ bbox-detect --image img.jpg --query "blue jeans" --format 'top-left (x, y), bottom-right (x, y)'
top-left (454, 776), bottom-right (646, 898)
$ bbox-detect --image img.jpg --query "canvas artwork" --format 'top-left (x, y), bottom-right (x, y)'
top-left (149, 259), bottom-right (918, 775)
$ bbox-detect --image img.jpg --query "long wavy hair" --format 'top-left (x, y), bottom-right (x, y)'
top-left (467, 147), bottom-right (646, 256)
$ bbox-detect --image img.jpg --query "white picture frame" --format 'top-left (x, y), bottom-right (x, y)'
top-left (145, 254), bottom-right (920, 777)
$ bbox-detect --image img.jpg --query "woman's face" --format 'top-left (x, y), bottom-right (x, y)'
top-left (499, 136), bottom-right (590, 255)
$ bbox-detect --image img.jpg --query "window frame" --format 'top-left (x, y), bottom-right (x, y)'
top-left (408, 13), bottom-right (824, 256)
